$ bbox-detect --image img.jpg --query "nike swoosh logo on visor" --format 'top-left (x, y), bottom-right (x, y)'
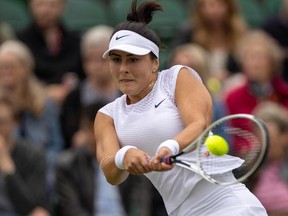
top-left (155, 98), bottom-right (166, 108)
top-left (116, 35), bottom-right (130, 40)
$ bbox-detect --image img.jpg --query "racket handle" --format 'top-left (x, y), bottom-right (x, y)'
top-left (147, 156), bottom-right (174, 165)
top-left (161, 156), bottom-right (174, 165)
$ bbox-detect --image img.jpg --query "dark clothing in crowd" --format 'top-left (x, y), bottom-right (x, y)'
top-left (262, 16), bottom-right (288, 82)
top-left (55, 148), bottom-right (95, 216)
top-left (17, 22), bottom-right (84, 84)
top-left (1, 139), bottom-right (49, 215)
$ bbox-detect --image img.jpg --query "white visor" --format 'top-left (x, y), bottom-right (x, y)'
top-left (102, 30), bottom-right (159, 59)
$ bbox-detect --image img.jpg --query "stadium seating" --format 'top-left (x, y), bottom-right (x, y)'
top-left (62, 0), bottom-right (112, 32)
top-left (0, 0), bottom-right (31, 32)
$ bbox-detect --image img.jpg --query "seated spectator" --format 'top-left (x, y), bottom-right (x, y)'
top-left (56, 102), bottom-right (126, 216)
top-left (0, 40), bottom-right (64, 199)
top-left (225, 30), bottom-right (288, 113)
top-left (251, 101), bottom-right (288, 216)
top-left (224, 30), bottom-right (288, 153)
top-left (0, 94), bottom-right (51, 216)
top-left (262, 0), bottom-right (288, 82)
top-left (168, 43), bottom-right (227, 121)
top-left (61, 25), bottom-right (121, 148)
top-left (17, 0), bottom-right (84, 105)
top-left (171, 0), bottom-right (247, 85)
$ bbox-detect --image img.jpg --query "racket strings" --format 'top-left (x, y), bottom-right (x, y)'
top-left (198, 118), bottom-right (266, 184)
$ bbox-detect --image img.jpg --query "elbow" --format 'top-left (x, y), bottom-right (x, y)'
top-left (103, 171), bottom-right (129, 185)
top-left (198, 118), bottom-right (209, 132)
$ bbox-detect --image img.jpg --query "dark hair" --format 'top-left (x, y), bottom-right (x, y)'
top-left (112, 0), bottom-right (163, 56)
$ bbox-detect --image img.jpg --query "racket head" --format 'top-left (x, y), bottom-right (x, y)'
top-left (196, 114), bottom-right (269, 185)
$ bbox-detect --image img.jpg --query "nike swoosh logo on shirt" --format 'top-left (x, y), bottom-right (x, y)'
top-left (155, 98), bottom-right (166, 108)
top-left (115, 35), bottom-right (130, 40)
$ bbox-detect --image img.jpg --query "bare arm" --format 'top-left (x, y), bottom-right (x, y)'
top-left (94, 112), bottom-right (129, 185)
top-left (152, 67), bottom-right (212, 165)
top-left (174, 68), bottom-right (212, 148)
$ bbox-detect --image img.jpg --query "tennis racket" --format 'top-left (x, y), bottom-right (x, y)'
top-left (161, 114), bottom-right (269, 185)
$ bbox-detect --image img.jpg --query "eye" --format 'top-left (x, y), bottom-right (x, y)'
top-left (111, 57), bottom-right (121, 63)
top-left (128, 57), bottom-right (138, 63)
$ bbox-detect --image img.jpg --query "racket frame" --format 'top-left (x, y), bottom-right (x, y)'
top-left (166, 114), bottom-right (269, 185)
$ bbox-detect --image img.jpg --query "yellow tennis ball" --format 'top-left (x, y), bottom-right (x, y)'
top-left (205, 135), bottom-right (229, 156)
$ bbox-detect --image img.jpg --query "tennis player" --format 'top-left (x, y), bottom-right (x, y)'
top-left (94, 1), bottom-right (267, 215)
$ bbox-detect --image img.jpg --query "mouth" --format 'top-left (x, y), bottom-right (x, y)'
top-left (119, 79), bottom-right (134, 83)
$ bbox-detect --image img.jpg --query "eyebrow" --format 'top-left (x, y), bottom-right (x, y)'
top-left (110, 52), bottom-right (135, 57)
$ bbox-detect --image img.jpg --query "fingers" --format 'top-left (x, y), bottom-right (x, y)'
top-left (123, 149), bottom-right (152, 175)
top-left (150, 146), bottom-right (175, 171)
top-left (149, 156), bottom-right (174, 172)
top-left (122, 147), bottom-right (175, 174)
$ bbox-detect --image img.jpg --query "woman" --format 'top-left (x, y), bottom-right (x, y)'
top-left (225, 30), bottom-right (288, 114)
top-left (94, 1), bottom-right (267, 215)
top-left (0, 40), bottom-right (64, 196)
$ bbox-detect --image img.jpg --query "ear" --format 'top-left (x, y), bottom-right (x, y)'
top-left (153, 58), bottom-right (160, 72)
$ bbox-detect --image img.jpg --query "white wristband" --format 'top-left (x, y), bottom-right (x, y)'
top-left (157, 139), bottom-right (180, 155)
top-left (115, 145), bottom-right (137, 170)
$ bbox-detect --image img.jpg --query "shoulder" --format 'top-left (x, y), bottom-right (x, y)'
top-left (160, 65), bottom-right (201, 82)
top-left (98, 95), bottom-right (125, 117)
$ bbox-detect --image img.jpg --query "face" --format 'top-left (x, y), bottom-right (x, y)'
top-left (29, 0), bottom-right (65, 28)
top-left (109, 50), bottom-right (159, 103)
top-left (0, 103), bottom-right (15, 143)
top-left (0, 52), bottom-right (28, 89)
top-left (84, 47), bottom-right (111, 83)
top-left (198, 0), bottom-right (228, 25)
top-left (241, 43), bottom-right (273, 83)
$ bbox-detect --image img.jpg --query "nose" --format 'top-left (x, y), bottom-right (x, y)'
top-left (119, 61), bottom-right (128, 73)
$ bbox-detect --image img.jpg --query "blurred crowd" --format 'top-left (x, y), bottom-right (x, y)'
top-left (0, 0), bottom-right (288, 216)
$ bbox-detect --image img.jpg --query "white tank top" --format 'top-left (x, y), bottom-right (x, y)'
top-left (99, 65), bottom-right (205, 213)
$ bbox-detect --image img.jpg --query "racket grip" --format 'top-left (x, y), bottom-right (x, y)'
top-left (146, 156), bottom-right (174, 165)
top-left (161, 156), bottom-right (173, 165)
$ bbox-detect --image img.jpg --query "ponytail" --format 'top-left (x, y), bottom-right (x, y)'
top-left (112, 0), bottom-right (163, 50)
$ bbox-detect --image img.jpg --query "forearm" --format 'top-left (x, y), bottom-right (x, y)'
top-left (100, 155), bottom-right (129, 185)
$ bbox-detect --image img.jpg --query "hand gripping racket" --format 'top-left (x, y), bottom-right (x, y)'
top-left (161, 114), bottom-right (269, 185)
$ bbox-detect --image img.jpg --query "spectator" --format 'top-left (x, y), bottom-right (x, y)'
top-left (56, 102), bottom-right (126, 216)
top-left (224, 30), bottom-right (288, 153)
top-left (0, 40), bottom-right (64, 200)
top-left (168, 43), bottom-right (227, 121)
top-left (262, 0), bottom-right (288, 82)
top-left (251, 101), bottom-right (288, 216)
top-left (0, 94), bottom-right (51, 216)
top-left (17, 0), bottom-right (84, 105)
top-left (60, 25), bottom-right (121, 149)
top-left (171, 0), bottom-right (247, 88)
top-left (225, 30), bottom-right (288, 113)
